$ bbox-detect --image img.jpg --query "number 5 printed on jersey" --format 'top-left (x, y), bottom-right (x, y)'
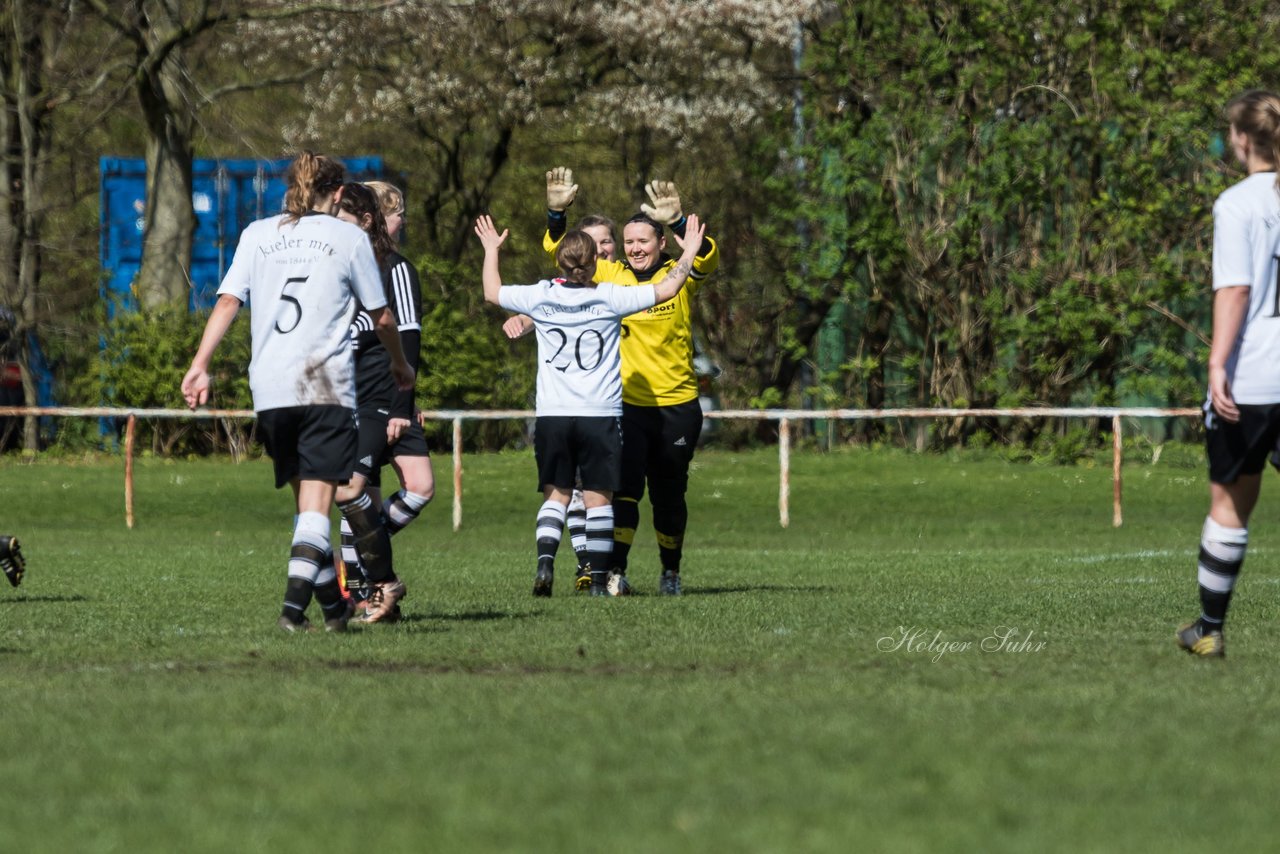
top-left (275, 276), bottom-right (306, 334)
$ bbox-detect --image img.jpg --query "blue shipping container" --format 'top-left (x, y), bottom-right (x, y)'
top-left (99, 155), bottom-right (387, 312)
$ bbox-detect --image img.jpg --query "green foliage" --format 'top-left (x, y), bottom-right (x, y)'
top-left (740, 0), bottom-right (1277, 443)
top-left (69, 303), bottom-right (255, 456)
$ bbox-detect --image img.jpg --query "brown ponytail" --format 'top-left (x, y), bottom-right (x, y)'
top-left (336, 182), bottom-right (395, 270)
top-left (1226, 90), bottom-right (1280, 185)
top-left (554, 230), bottom-right (597, 285)
top-left (282, 151), bottom-right (345, 225)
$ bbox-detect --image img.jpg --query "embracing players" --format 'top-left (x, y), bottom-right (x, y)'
top-left (476, 211), bottom-right (706, 596)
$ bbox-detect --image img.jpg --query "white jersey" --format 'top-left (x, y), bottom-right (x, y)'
top-left (217, 211), bottom-right (386, 412)
top-left (1213, 171), bottom-right (1280, 404)
top-left (499, 279), bottom-right (657, 416)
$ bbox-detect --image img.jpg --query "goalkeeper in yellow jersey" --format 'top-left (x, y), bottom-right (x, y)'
top-left (536, 167), bottom-right (720, 595)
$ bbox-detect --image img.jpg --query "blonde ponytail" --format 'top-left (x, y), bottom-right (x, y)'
top-left (282, 151), bottom-right (345, 225)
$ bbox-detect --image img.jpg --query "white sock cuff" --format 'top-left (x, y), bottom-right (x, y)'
top-left (1203, 516), bottom-right (1248, 546)
top-left (401, 490), bottom-right (431, 511)
top-left (294, 511), bottom-right (331, 550)
top-left (585, 505), bottom-right (613, 520)
top-left (538, 500), bottom-right (568, 523)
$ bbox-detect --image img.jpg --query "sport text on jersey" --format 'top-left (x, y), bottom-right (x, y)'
top-left (258, 235), bottom-right (338, 259)
top-left (536, 303), bottom-right (604, 318)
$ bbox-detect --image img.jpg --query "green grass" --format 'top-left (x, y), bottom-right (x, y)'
top-left (2, 446), bottom-right (1277, 852)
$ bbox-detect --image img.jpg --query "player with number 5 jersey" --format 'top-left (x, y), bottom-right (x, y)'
top-left (475, 212), bottom-right (705, 596)
top-left (182, 151), bottom-right (413, 633)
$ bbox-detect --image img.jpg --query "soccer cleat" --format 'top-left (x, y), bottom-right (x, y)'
top-left (1, 535), bottom-right (25, 588)
top-left (360, 579), bottom-right (407, 623)
top-left (659, 569), bottom-right (682, 596)
top-left (574, 563), bottom-right (592, 593)
top-left (278, 615), bottom-right (314, 633)
top-left (606, 571), bottom-right (632, 597)
top-left (1176, 621), bottom-right (1225, 658)
top-left (533, 564), bottom-right (554, 597)
top-left (589, 582), bottom-right (609, 597)
top-left (323, 599), bottom-right (354, 633)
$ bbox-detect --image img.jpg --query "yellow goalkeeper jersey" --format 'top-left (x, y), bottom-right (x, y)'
top-left (543, 229), bottom-right (719, 407)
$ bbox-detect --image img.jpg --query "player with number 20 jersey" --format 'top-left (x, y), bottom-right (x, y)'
top-left (475, 214), bottom-right (706, 596)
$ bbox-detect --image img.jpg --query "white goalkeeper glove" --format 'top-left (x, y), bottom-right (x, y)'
top-left (546, 167), bottom-right (579, 212)
top-left (640, 180), bottom-right (683, 225)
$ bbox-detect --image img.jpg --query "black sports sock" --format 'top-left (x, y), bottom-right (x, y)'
top-left (282, 576), bottom-right (313, 623)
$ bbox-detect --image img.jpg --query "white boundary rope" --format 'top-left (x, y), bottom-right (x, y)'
top-left (0, 406), bottom-right (1201, 530)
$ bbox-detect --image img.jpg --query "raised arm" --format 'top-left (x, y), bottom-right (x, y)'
top-left (475, 215), bottom-right (509, 305)
top-left (651, 214), bottom-right (706, 305)
top-left (543, 166), bottom-right (577, 255)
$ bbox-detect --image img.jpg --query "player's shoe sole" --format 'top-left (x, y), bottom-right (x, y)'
top-left (278, 615), bottom-right (314, 633)
top-left (360, 579), bottom-right (407, 623)
top-left (606, 572), bottom-right (632, 597)
top-left (1176, 621), bottom-right (1225, 658)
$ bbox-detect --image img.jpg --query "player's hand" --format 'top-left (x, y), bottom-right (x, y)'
top-left (181, 366), bottom-right (210, 409)
top-left (387, 417), bottom-right (410, 444)
top-left (641, 180), bottom-right (683, 225)
top-left (391, 357), bottom-right (414, 392)
top-left (1209, 365), bottom-right (1239, 423)
top-left (416, 408), bottom-right (428, 428)
top-left (670, 214), bottom-right (704, 263)
top-left (474, 215), bottom-right (509, 251)
top-left (546, 167), bottom-right (578, 211)
top-left (503, 315), bottom-right (533, 339)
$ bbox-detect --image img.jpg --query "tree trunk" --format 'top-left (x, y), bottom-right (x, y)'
top-left (133, 41), bottom-right (195, 308)
top-left (0, 0), bottom-right (55, 450)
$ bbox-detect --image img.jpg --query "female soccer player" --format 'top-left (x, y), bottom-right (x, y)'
top-left (476, 212), bottom-right (705, 596)
top-left (1177, 90), bottom-right (1280, 658)
top-left (541, 167), bottom-right (720, 596)
top-left (364, 181), bottom-right (434, 548)
top-left (504, 212), bottom-right (620, 593)
top-left (181, 152), bottom-right (412, 632)
top-left (331, 182), bottom-right (426, 622)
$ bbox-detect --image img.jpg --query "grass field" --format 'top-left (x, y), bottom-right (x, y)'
top-left (3, 445), bottom-right (1279, 852)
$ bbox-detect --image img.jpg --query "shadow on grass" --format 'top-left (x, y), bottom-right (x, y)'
top-left (402, 609), bottom-right (537, 623)
top-left (0, 594), bottom-right (89, 605)
top-left (683, 584), bottom-right (836, 597)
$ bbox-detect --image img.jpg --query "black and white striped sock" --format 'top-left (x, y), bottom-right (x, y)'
top-left (585, 505), bottom-right (614, 585)
top-left (1197, 516), bottom-right (1247, 632)
top-left (536, 499), bottom-right (567, 570)
top-left (383, 490), bottom-right (431, 536)
top-left (282, 511), bottom-right (329, 623)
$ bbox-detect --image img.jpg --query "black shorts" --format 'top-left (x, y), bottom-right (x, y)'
top-left (257, 405), bottom-right (358, 489)
top-left (618, 399), bottom-right (703, 501)
top-left (353, 407), bottom-right (392, 482)
top-left (368, 422), bottom-right (432, 489)
top-left (534, 415), bottom-right (621, 493)
top-left (1205, 401), bottom-right (1280, 484)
